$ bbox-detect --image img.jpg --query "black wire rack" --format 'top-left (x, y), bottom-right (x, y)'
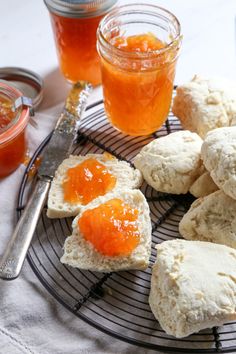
top-left (17, 99), bottom-right (236, 353)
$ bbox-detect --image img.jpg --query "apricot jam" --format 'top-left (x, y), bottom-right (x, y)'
top-left (44, 0), bottom-right (117, 85)
top-left (112, 33), bottom-right (165, 53)
top-left (50, 13), bottom-right (103, 85)
top-left (63, 158), bottom-right (116, 204)
top-left (78, 198), bottom-right (140, 256)
top-left (0, 97), bottom-right (14, 129)
top-left (0, 83), bottom-right (29, 178)
top-left (97, 4), bottom-right (182, 136)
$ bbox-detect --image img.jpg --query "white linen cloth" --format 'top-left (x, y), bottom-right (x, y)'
top-left (0, 0), bottom-right (236, 353)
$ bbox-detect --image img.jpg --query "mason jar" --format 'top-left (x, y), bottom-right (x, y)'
top-left (97, 3), bottom-right (182, 136)
top-left (0, 82), bottom-right (30, 178)
top-left (44, 0), bottom-right (117, 85)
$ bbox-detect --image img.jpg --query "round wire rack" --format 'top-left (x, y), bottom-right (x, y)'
top-left (17, 98), bottom-right (236, 353)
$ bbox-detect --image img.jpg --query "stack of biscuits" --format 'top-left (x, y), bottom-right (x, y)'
top-left (134, 75), bottom-right (236, 338)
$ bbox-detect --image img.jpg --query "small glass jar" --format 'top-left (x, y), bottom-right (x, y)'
top-left (97, 4), bottom-right (182, 136)
top-left (44, 0), bottom-right (117, 85)
top-left (0, 82), bottom-right (29, 178)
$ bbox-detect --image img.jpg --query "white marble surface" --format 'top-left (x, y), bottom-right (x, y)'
top-left (0, 1), bottom-right (236, 353)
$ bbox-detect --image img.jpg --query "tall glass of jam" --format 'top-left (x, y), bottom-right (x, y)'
top-left (0, 82), bottom-right (30, 178)
top-left (97, 4), bottom-right (182, 136)
top-left (44, 0), bottom-right (117, 86)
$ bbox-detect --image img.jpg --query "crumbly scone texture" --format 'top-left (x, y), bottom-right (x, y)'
top-left (149, 239), bottom-right (236, 338)
top-left (47, 153), bottom-right (143, 218)
top-left (60, 189), bottom-right (152, 272)
top-left (133, 130), bottom-right (203, 194)
top-left (201, 126), bottom-right (236, 200)
top-left (179, 190), bottom-right (236, 248)
top-left (172, 75), bottom-right (236, 138)
top-left (189, 171), bottom-right (218, 198)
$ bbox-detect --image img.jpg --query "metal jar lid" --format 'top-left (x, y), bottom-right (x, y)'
top-left (0, 67), bottom-right (43, 110)
top-left (44, 0), bottom-right (118, 18)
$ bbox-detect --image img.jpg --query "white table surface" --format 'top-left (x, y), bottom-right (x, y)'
top-left (0, 1), bottom-right (236, 353)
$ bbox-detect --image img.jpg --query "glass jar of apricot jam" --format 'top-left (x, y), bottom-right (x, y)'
top-left (97, 4), bottom-right (182, 136)
top-left (0, 82), bottom-right (30, 178)
top-left (44, 0), bottom-right (117, 85)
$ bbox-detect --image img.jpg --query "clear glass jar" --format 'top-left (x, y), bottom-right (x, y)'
top-left (97, 3), bottom-right (182, 136)
top-left (44, 0), bottom-right (117, 85)
top-left (0, 82), bottom-right (29, 178)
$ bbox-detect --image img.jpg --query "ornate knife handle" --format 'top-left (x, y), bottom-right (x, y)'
top-left (0, 179), bottom-right (50, 280)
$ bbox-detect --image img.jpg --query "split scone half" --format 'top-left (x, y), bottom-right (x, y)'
top-left (47, 153), bottom-right (142, 218)
top-left (201, 126), bottom-right (236, 200)
top-left (149, 239), bottom-right (236, 338)
top-left (61, 189), bottom-right (152, 272)
top-left (179, 190), bottom-right (236, 249)
top-left (134, 130), bottom-right (203, 194)
top-left (172, 75), bottom-right (236, 138)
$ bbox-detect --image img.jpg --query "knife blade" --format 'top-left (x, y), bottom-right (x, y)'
top-left (38, 81), bottom-right (92, 178)
top-left (0, 81), bottom-right (92, 280)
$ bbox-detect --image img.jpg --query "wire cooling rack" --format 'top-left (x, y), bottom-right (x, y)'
top-left (17, 99), bottom-right (236, 353)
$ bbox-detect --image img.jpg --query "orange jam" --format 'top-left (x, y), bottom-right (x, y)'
top-left (112, 33), bottom-right (165, 52)
top-left (50, 13), bottom-right (103, 85)
top-left (78, 198), bottom-right (140, 256)
top-left (0, 97), bottom-right (14, 129)
top-left (0, 88), bottom-right (29, 178)
top-left (63, 158), bottom-right (117, 204)
top-left (99, 32), bottom-right (178, 136)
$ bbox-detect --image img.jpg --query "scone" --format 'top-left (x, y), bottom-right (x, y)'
top-left (149, 239), bottom-right (236, 338)
top-left (47, 153), bottom-right (142, 218)
top-left (189, 171), bottom-right (218, 198)
top-left (201, 126), bottom-right (236, 200)
top-left (172, 75), bottom-right (236, 138)
top-left (179, 190), bottom-right (236, 248)
top-left (133, 130), bottom-right (203, 194)
top-left (61, 189), bottom-right (152, 272)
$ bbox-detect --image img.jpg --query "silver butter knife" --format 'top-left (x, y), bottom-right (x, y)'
top-left (0, 81), bottom-right (92, 280)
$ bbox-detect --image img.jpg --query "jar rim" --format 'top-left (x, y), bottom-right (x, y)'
top-left (44, 0), bottom-right (118, 18)
top-left (97, 3), bottom-right (182, 59)
top-left (0, 82), bottom-right (29, 145)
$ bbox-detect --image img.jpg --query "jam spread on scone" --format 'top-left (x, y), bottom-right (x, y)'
top-left (63, 158), bottom-right (116, 204)
top-left (78, 198), bottom-right (140, 256)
